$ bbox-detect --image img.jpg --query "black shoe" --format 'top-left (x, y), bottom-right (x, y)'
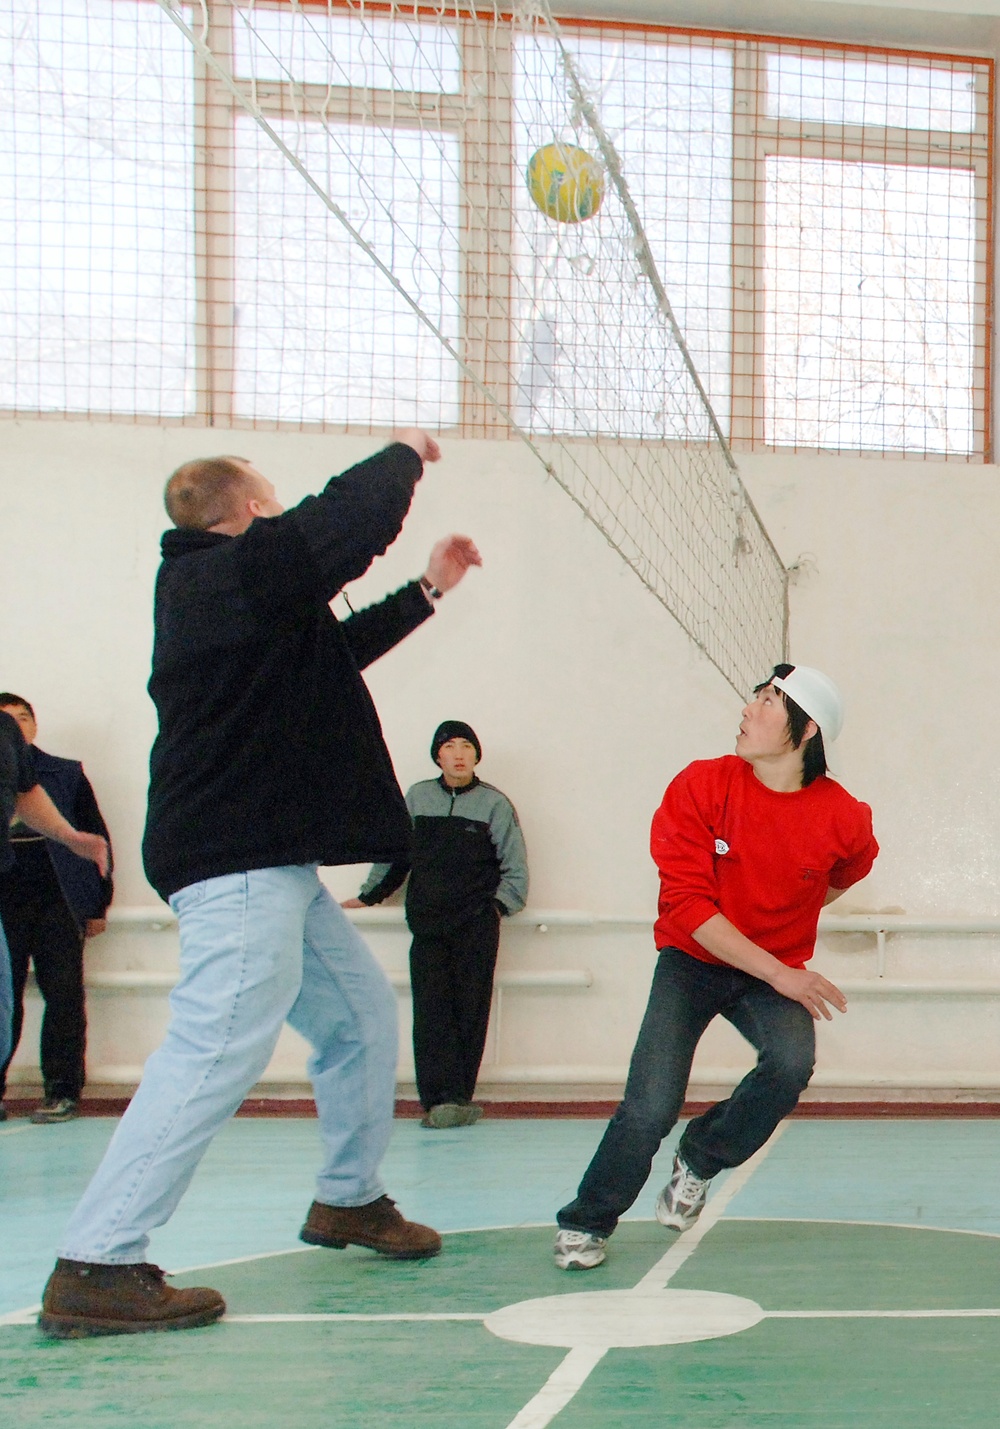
top-left (0, 1102), bottom-right (8, 1122)
top-left (30, 1098), bottom-right (79, 1125)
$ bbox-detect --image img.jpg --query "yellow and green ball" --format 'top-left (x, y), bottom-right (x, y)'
top-left (525, 143), bottom-right (605, 224)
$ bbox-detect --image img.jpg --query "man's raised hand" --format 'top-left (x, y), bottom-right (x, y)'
top-left (393, 428), bottom-right (441, 464)
top-left (424, 535), bottom-right (483, 594)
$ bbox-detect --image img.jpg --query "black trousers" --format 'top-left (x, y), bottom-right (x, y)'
top-left (0, 888), bottom-right (86, 1101)
top-left (409, 908), bottom-right (501, 1111)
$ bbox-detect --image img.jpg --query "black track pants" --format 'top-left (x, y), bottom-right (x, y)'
top-left (0, 890), bottom-right (86, 1101)
top-left (409, 908), bottom-right (501, 1111)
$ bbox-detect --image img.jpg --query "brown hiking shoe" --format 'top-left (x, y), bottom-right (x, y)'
top-left (299, 1195), bottom-right (442, 1259)
top-left (39, 1260), bottom-right (226, 1338)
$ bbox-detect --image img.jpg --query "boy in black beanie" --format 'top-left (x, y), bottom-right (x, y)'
top-left (345, 721), bottom-right (528, 1127)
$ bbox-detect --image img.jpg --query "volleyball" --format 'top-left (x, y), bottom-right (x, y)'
top-left (525, 143), bottom-right (605, 224)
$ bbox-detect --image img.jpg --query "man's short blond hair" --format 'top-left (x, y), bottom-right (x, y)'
top-left (164, 456), bottom-right (255, 530)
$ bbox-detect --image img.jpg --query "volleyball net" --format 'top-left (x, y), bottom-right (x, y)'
top-left (5, 0), bottom-right (789, 693)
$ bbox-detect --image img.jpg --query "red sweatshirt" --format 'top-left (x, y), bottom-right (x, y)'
top-left (650, 755), bottom-right (877, 969)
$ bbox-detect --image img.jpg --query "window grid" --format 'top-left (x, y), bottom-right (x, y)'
top-left (1, 0), bottom-right (993, 460)
top-left (728, 40), bottom-right (992, 457)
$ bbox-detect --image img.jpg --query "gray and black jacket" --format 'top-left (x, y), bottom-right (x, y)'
top-left (358, 775), bottom-right (528, 935)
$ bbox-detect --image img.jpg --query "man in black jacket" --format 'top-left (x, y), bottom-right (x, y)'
top-left (0, 711), bottom-right (109, 1080)
top-left (40, 430), bottom-right (481, 1339)
top-left (0, 695), bottom-right (114, 1124)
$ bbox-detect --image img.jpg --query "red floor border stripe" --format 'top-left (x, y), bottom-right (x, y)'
top-left (9, 1097), bottom-right (1000, 1119)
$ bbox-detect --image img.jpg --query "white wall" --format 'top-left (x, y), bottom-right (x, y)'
top-left (8, 420), bottom-right (1000, 1101)
top-left (1, 419), bottom-right (745, 1097)
top-left (744, 450), bottom-right (1000, 920)
top-left (6, 417), bottom-right (1000, 1111)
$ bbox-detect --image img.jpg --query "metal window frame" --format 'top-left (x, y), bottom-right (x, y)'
top-left (1, 0), bottom-right (993, 461)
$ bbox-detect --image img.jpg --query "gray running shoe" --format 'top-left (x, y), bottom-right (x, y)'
top-left (553, 1229), bottom-right (607, 1270)
top-left (30, 1098), bottom-right (79, 1125)
top-left (423, 1102), bottom-right (482, 1129)
top-left (655, 1152), bottom-right (711, 1232)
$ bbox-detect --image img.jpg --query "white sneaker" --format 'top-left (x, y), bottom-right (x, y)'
top-left (553, 1228), bottom-right (607, 1270)
top-left (655, 1153), bottom-right (711, 1232)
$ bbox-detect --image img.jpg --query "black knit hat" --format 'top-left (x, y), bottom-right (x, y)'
top-left (431, 720), bottom-right (482, 764)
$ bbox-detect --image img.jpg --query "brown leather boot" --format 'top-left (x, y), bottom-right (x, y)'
top-left (300, 1196), bottom-right (442, 1259)
top-left (39, 1260), bottom-right (226, 1338)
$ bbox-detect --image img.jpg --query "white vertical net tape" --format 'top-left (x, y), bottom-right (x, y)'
top-left (158, 0), bottom-right (787, 695)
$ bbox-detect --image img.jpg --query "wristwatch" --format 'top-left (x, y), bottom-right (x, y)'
top-left (420, 575), bottom-right (443, 602)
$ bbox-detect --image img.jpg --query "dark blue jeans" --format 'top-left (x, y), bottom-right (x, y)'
top-left (0, 914), bottom-right (11, 1071)
top-left (558, 947), bottom-right (815, 1237)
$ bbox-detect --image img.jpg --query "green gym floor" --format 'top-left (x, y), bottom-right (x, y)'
top-left (4, 1113), bottom-right (1000, 1427)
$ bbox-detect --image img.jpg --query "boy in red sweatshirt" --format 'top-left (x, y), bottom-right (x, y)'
top-left (555, 663), bottom-right (877, 1270)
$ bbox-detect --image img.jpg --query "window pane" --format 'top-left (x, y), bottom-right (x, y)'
top-left (234, 7), bottom-right (460, 93)
top-left (234, 117), bottom-right (460, 427)
top-left (0, 0), bottom-right (195, 416)
top-left (764, 155), bottom-right (976, 454)
top-left (767, 53), bottom-right (978, 132)
top-left (513, 34), bottom-right (732, 438)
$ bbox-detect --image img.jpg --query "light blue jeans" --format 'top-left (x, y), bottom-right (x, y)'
top-left (60, 865), bottom-right (398, 1264)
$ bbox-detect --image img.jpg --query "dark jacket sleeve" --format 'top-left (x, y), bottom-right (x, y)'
top-left (73, 772), bottom-right (114, 915)
top-left (358, 782), bottom-right (417, 902)
top-left (287, 443), bottom-right (425, 602)
top-left (342, 582), bottom-right (434, 672)
top-left (15, 736), bottom-right (34, 794)
top-left (232, 443), bottom-right (424, 617)
top-left (359, 861), bottom-right (410, 905)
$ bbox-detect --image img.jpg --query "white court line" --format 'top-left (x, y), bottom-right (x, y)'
top-left (766, 1308), bottom-right (1000, 1319)
top-left (726, 1215), bottom-right (1000, 1241)
top-left (503, 1347), bottom-right (607, 1429)
top-left (502, 1125), bottom-right (788, 1429)
top-left (633, 1126), bottom-right (788, 1293)
top-left (8, 1305), bottom-right (1000, 1330)
top-left (168, 1244), bottom-right (317, 1276)
top-left (227, 1312), bottom-right (488, 1323)
top-left (0, 1123), bottom-right (34, 1138)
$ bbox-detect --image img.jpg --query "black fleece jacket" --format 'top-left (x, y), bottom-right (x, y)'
top-left (142, 443), bottom-right (432, 899)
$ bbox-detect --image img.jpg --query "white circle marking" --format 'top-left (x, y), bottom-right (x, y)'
top-left (484, 1289), bottom-right (765, 1349)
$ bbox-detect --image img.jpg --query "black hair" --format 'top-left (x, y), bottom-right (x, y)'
top-left (754, 663), bottom-right (827, 787)
top-left (0, 692), bottom-right (34, 719)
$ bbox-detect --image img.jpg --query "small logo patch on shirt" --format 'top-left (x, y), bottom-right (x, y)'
top-left (715, 839), bottom-right (730, 856)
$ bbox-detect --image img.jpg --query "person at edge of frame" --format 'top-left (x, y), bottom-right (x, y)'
top-left (344, 719), bottom-right (529, 1129)
top-left (38, 427), bottom-right (482, 1340)
top-left (0, 709), bottom-right (109, 1077)
top-left (0, 693), bottom-right (114, 1125)
top-left (553, 662), bottom-right (878, 1271)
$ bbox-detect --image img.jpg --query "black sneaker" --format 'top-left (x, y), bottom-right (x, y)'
top-left (30, 1098), bottom-right (79, 1125)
